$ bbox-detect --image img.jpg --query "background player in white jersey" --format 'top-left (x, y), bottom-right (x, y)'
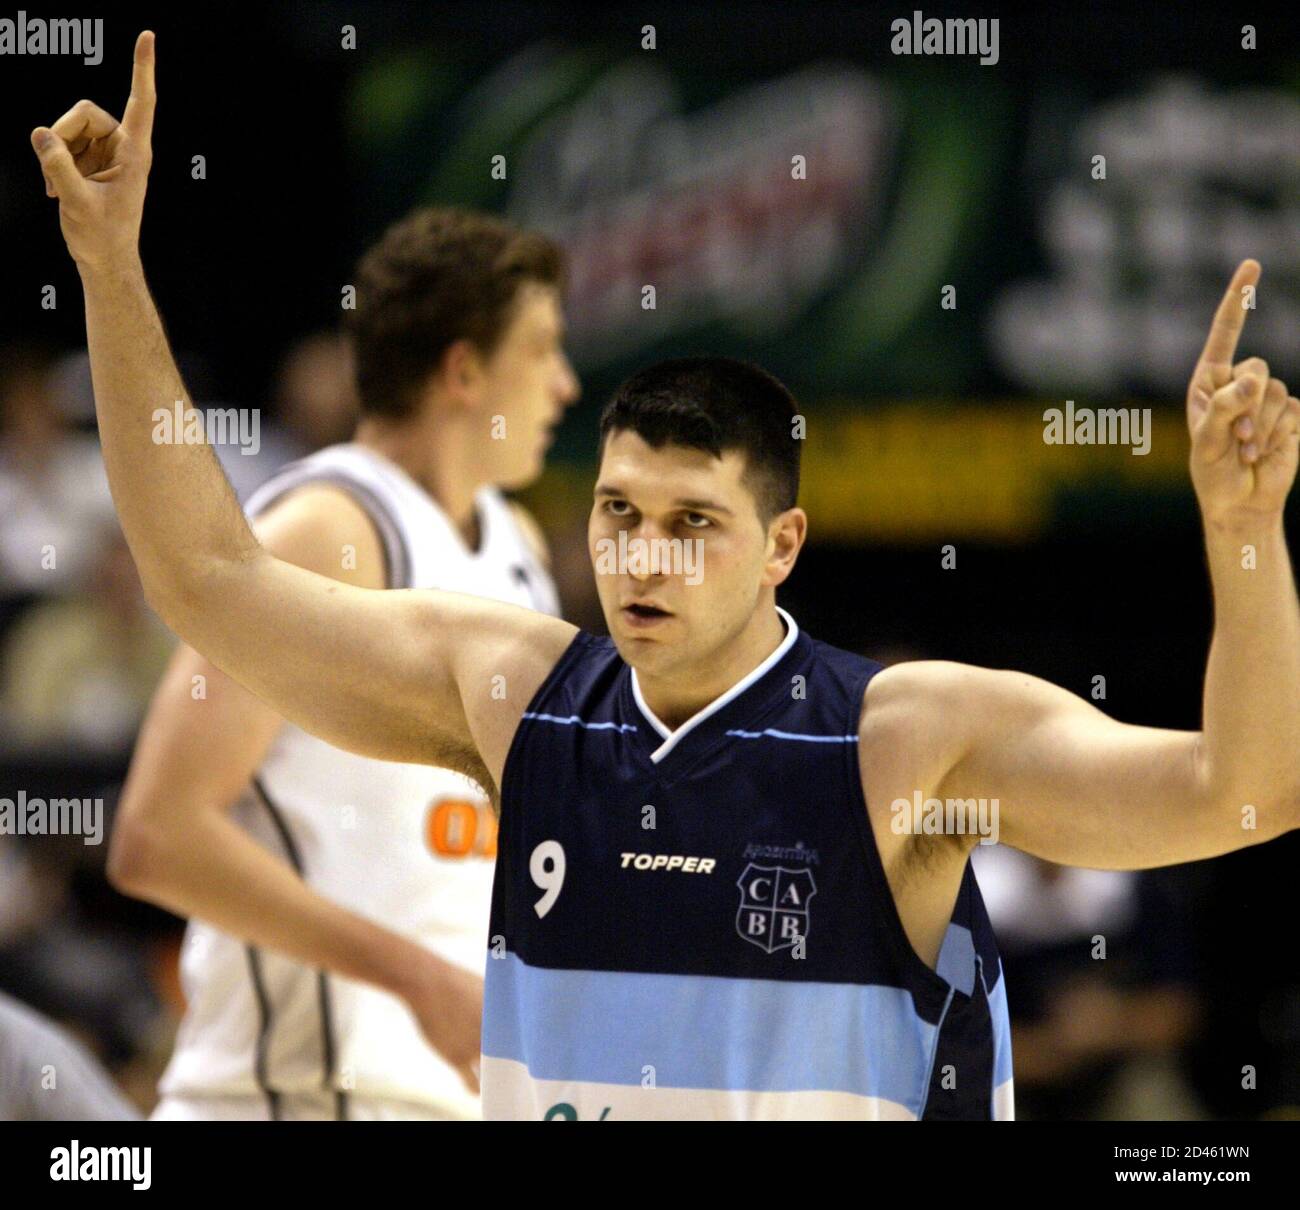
top-left (106, 206), bottom-right (579, 1120)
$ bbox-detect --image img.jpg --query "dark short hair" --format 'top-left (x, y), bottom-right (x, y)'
top-left (597, 357), bottom-right (801, 520)
top-left (346, 208), bottom-right (565, 419)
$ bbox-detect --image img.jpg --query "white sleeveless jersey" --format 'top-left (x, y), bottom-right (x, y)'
top-left (158, 444), bottom-right (559, 1118)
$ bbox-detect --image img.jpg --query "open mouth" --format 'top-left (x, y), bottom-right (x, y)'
top-left (621, 602), bottom-right (672, 626)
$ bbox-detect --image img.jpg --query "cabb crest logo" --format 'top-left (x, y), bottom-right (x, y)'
top-left (736, 864), bottom-right (816, 954)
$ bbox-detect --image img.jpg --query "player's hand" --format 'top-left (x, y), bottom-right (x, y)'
top-left (1187, 259), bottom-right (1300, 529)
top-left (404, 953), bottom-right (484, 1096)
top-left (30, 29), bottom-right (156, 273)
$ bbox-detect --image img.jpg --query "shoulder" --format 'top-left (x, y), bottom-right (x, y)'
top-left (858, 658), bottom-right (1063, 787)
top-left (514, 626), bottom-right (616, 701)
top-left (865, 659), bottom-right (1077, 729)
top-left (251, 482), bottom-right (387, 590)
top-left (861, 658), bottom-right (1013, 719)
top-left (857, 659), bottom-right (994, 780)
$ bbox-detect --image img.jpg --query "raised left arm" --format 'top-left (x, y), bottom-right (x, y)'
top-left (937, 261), bottom-right (1300, 870)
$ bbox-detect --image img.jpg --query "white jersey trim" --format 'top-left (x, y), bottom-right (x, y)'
top-left (481, 1054), bottom-right (918, 1121)
top-left (630, 606), bottom-right (800, 763)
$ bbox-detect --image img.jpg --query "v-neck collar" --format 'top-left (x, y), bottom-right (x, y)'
top-left (628, 606), bottom-right (801, 766)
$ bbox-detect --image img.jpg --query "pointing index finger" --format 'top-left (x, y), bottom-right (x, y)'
top-left (122, 30), bottom-right (156, 141)
top-left (1197, 258), bottom-right (1260, 373)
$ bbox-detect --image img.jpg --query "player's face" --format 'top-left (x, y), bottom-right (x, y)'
top-left (590, 430), bottom-right (784, 676)
top-left (476, 284), bottom-right (579, 489)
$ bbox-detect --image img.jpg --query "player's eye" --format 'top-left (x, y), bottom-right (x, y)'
top-left (682, 512), bottom-right (712, 529)
top-left (604, 499), bottom-right (633, 517)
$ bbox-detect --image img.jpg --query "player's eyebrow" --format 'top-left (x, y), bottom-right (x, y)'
top-left (674, 497), bottom-right (733, 516)
top-left (593, 485), bottom-right (732, 516)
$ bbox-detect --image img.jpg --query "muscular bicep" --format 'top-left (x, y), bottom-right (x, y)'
top-left (159, 553), bottom-right (575, 787)
top-left (123, 489), bottom-right (381, 823)
top-left (175, 555), bottom-right (444, 764)
top-left (928, 663), bottom-right (1242, 870)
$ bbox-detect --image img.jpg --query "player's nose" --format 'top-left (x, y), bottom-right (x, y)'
top-left (625, 519), bottom-right (670, 582)
top-left (555, 355), bottom-right (580, 407)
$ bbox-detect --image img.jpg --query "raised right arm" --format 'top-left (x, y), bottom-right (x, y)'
top-left (31, 31), bottom-right (576, 782)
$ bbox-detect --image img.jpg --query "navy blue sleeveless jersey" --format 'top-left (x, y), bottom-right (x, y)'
top-left (482, 609), bottom-right (1014, 1120)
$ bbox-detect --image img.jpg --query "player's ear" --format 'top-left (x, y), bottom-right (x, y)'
top-left (438, 338), bottom-right (488, 407)
top-left (763, 507), bottom-right (806, 587)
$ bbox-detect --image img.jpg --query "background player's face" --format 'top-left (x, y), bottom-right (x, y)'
top-left (590, 430), bottom-right (801, 678)
top-left (471, 284), bottom-right (579, 489)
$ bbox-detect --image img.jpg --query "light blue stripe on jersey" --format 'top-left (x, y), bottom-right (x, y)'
top-left (936, 923), bottom-right (1014, 1090)
top-left (724, 728), bottom-right (858, 743)
top-left (985, 963), bottom-right (1014, 1089)
top-left (521, 712), bottom-right (639, 733)
top-left (483, 953), bottom-right (937, 1109)
top-left (936, 923), bottom-right (977, 996)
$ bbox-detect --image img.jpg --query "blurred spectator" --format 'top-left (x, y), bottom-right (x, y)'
top-left (0, 524), bottom-right (174, 753)
top-left (0, 990), bottom-right (140, 1120)
top-left (0, 820), bottom-right (169, 1099)
top-left (972, 844), bottom-right (1206, 1120)
top-left (0, 839), bottom-right (63, 946)
top-left (274, 330), bottom-right (360, 454)
top-left (209, 331), bottom-right (359, 501)
top-left (0, 346), bottom-right (113, 600)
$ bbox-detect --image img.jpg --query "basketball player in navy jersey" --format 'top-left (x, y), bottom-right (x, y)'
top-left (34, 33), bottom-right (1300, 1119)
